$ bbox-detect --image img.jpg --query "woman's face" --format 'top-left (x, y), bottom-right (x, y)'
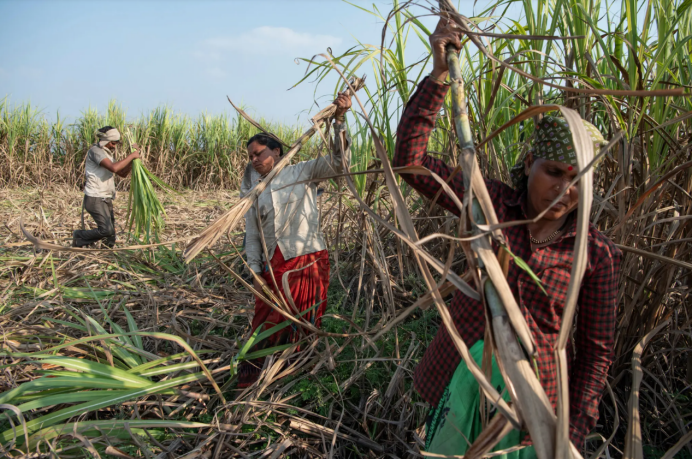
top-left (248, 141), bottom-right (280, 176)
top-left (525, 153), bottom-right (579, 220)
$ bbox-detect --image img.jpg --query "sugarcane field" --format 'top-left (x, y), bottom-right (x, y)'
top-left (1, 0), bottom-right (691, 458)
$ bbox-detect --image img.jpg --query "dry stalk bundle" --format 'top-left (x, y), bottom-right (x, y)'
top-left (182, 77), bottom-right (366, 264)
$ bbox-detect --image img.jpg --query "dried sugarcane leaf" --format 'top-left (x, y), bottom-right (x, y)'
top-left (485, 281), bottom-right (557, 458)
top-left (366, 280), bottom-right (459, 346)
top-left (590, 382), bottom-right (619, 459)
top-left (609, 160), bottom-right (692, 235)
top-left (19, 219), bottom-right (189, 252)
top-left (477, 104), bottom-right (563, 149)
top-left (552, 106), bottom-right (596, 458)
top-left (624, 319), bottom-right (671, 459)
top-left (226, 96), bottom-right (290, 148)
top-left (464, 412), bottom-right (515, 459)
top-left (615, 244), bottom-right (692, 270)
top-left (662, 432), bottom-right (693, 459)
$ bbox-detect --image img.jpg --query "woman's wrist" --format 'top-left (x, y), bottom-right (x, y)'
top-left (429, 70), bottom-right (449, 86)
top-left (430, 68), bottom-right (449, 82)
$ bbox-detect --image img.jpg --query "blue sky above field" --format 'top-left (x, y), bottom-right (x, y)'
top-left (0, 0), bottom-right (543, 124)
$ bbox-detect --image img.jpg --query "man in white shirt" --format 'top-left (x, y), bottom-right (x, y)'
top-left (72, 126), bottom-right (140, 248)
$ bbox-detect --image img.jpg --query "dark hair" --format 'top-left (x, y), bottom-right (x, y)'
top-left (98, 125), bottom-right (116, 133)
top-left (247, 133), bottom-right (283, 157)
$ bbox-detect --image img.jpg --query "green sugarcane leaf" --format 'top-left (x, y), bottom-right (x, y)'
top-left (137, 360), bottom-right (203, 377)
top-left (244, 343), bottom-right (296, 361)
top-left (5, 330), bottom-right (224, 402)
top-left (49, 253), bottom-right (58, 291)
top-left (253, 303), bottom-right (318, 345)
top-left (37, 358), bottom-right (152, 386)
top-left (26, 419), bottom-right (209, 450)
top-left (85, 317), bottom-right (140, 368)
top-left (107, 319), bottom-right (136, 349)
top-left (237, 327), bottom-right (262, 360)
top-left (40, 318), bottom-right (88, 333)
top-left (123, 307), bottom-right (143, 350)
top-left (232, 304), bottom-right (318, 374)
top-left (127, 349), bottom-right (215, 374)
top-left (0, 377), bottom-right (146, 406)
top-left (15, 389), bottom-right (173, 413)
top-left (502, 245), bottom-right (548, 296)
top-left (0, 371), bottom-right (208, 445)
top-left (11, 388), bottom-right (76, 403)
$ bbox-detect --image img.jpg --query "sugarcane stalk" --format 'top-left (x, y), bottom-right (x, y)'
top-left (446, 40), bottom-right (560, 458)
top-left (445, 46), bottom-right (537, 358)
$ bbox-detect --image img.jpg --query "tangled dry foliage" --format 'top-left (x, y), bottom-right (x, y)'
top-left (1, 145), bottom-right (690, 459)
top-left (0, 185), bottom-right (441, 458)
top-left (1, 0), bottom-right (692, 458)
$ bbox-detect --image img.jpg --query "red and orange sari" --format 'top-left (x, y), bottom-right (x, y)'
top-left (238, 246), bottom-right (330, 388)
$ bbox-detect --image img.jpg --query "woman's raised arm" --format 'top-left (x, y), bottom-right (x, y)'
top-left (393, 19), bottom-right (467, 216)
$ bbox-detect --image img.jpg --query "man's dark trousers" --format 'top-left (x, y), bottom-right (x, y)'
top-left (73, 196), bottom-right (116, 247)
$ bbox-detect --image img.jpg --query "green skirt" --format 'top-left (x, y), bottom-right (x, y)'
top-left (425, 340), bottom-right (536, 459)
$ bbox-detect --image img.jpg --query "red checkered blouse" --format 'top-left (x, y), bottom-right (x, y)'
top-left (393, 77), bottom-right (622, 448)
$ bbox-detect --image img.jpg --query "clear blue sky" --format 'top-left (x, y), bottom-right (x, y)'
top-left (0, 0), bottom-right (418, 124)
top-left (0, 0), bottom-right (532, 124)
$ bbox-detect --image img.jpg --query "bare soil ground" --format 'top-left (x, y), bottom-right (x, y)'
top-left (1, 186), bottom-right (241, 249)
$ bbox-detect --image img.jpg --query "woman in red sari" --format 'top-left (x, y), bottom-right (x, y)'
top-left (238, 93), bottom-right (352, 388)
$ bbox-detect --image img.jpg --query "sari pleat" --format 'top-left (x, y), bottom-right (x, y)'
top-left (238, 246), bottom-right (330, 388)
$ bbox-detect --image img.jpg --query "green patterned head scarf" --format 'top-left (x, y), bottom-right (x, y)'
top-left (510, 115), bottom-right (607, 189)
